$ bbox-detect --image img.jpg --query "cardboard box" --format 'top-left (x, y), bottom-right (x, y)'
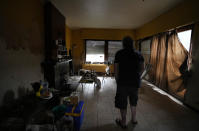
top-left (70, 92), bottom-right (80, 105)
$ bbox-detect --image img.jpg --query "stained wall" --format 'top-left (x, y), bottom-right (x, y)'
top-left (0, 0), bottom-right (45, 104)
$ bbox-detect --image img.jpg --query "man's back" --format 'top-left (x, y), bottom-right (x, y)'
top-left (114, 49), bottom-right (144, 87)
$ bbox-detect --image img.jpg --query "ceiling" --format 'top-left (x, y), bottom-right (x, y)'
top-left (51, 0), bottom-right (185, 29)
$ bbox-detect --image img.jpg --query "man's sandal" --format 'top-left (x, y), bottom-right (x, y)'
top-left (115, 119), bottom-right (127, 129)
top-left (131, 120), bottom-right (138, 125)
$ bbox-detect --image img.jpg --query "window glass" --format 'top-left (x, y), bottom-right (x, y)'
top-left (86, 40), bottom-right (105, 63)
top-left (141, 39), bottom-right (151, 64)
top-left (108, 41), bottom-right (122, 63)
top-left (177, 30), bottom-right (192, 51)
top-left (141, 39), bottom-right (151, 55)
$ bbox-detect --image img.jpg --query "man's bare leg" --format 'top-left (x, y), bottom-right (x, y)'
top-left (120, 109), bottom-right (127, 125)
top-left (130, 106), bottom-right (137, 123)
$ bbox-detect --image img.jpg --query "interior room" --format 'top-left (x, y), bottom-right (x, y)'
top-left (0, 0), bottom-right (199, 130)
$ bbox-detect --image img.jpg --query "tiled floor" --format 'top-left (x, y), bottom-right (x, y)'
top-left (76, 77), bottom-right (199, 131)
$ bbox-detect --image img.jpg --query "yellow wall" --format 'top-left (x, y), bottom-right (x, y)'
top-left (66, 26), bottom-right (72, 52)
top-left (80, 28), bottom-right (135, 40)
top-left (135, 0), bottom-right (199, 40)
top-left (71, 30), bottom-right (83, 73)
top-left (71, 28), bottom-right (135, 72)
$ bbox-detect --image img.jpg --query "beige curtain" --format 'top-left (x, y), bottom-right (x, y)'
top-left (166, 32), bottom-right (188, 99)
top-left (149, 34), bottom-right (167, 90)
top-left (149, 36), bottom-right (158, 84)
top-left (149, 32), bottom-right (188, 100)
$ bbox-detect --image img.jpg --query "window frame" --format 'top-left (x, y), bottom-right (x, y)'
top-left (138, 37), bottom-right (152, 65)
top-left (85, 39), bottom-right (105, 63)
top-left (107, 40), bottom-right (123, 62)
top-left (177, 25), bottom-right (193, 52)
top-left (84, 39), bottom-right (122, 64)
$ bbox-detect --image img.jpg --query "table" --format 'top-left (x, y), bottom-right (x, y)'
top-left (79, 72), bottom-right (97, 90)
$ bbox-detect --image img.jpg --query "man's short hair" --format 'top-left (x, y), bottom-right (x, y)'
top-left (122, 36), bottom-right (133, 49)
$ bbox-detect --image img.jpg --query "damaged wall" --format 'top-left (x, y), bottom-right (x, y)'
top-left (0, 0), bottom-right (45, 105)
top-left (184, 23), bottom-right (199, 110)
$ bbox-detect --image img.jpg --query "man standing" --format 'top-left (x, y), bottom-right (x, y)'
top-left (114, 36), bottom-right (144, 129)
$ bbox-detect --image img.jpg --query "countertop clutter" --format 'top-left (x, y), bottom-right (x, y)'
top-left (0, 77), bottom-right (83, 131)
top-left (30, 78), bottom-right (83, 131)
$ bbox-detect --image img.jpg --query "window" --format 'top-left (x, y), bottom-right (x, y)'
top-left (177, 29), bottom-right (192, 51)
top-left (86, 40), bottom-right (105, 63)
top-left (108, 41), bottom-right (122, 63)
top-left (141, 39), bottom-right (151, 55)
top-left (85, 40), bottom-right (122, 64)
top-left (140, 39), bottom-right (151, 64)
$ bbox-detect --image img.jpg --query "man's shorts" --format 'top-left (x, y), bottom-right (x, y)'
top-left (115, 85), bottom-right (138, 109)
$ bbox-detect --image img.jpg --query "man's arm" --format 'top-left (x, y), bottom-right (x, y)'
top-left (114, 63), bottom-right (119, 82)
top-left (139, 61), bottom-right (144, 76)
top-left (139, 54), bottom-right (145, 76)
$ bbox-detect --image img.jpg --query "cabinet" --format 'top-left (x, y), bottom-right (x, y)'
top-left (44, 2), bottom-right (66, 60)
top-left (44, 2), bottom-right (72, 88)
